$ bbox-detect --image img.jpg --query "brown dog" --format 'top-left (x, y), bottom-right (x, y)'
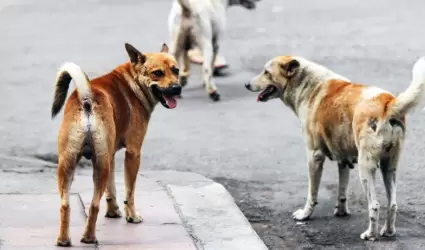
top-left (246, 55), bottom-right (425, 241)
top-left (51, 43), bottom-right (181, 246)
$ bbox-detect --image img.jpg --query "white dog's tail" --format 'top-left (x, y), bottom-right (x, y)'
top-left (51, 62), bottom-right (92, 119)
top-left (389, 57), bottom-right (425, 117)
top-left (178, 0), bottom-right (192, 18)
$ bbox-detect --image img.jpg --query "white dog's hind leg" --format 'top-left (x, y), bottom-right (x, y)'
top-left (379, 152), bottom-right (399, 237)
top-left (358, 150), bottom-right (380, 241)
top-left (180, 51), bottom-right (191, 87)
top-left (200, 36), bottom-right (220, 101)
top-left (292, 150), bottom-right (325, 221)
top-left (334, 162), bottom-right (351, 216)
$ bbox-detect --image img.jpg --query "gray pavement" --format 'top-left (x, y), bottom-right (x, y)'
top-left (0, 164), bottom-right (267, 250)
top-left (2, 0), bottom-right (425, 249)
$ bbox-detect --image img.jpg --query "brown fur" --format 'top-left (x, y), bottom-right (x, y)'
top-left (53, 43), bottom-right (181, 246)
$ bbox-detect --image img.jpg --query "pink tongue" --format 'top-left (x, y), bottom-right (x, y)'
top-left (163, 96), bottom-right (177, 109)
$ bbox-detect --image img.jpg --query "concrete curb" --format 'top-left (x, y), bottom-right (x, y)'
top-left (144, 171), bottom-right (268, 250)
top-left (0, 156), bottom-right (268, 250)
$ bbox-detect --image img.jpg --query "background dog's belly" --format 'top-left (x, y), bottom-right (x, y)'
top-left (314, 124), bottom-right (358, 162)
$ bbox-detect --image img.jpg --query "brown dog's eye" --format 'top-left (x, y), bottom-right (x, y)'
top-left (152, 70), bottom-right (164, 77)
top-left (171, 67), bottom-right (179, 75)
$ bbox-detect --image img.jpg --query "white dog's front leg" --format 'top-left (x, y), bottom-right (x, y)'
top-left (292, 149), bottom-right (325, 221)
top-left (334, 162), bottom-right (351, 216)
top-left (358, 151), bottom-right (380, 241)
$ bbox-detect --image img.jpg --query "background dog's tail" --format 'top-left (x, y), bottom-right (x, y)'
top-left (178, 0), bottom-right (192, 18)
top-left (51, 62), bottom-right (92, 119)
top-left (389, 56), bottom-right (425, 117)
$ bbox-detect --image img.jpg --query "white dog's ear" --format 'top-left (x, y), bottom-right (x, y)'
top-left (160, 43), bottom-right (169, 53)
top-left (125, 43), bottom-right (146, 65)
top-left (280, 59), bottom-right (300, 77)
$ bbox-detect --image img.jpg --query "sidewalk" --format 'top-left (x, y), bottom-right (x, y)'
top-left (0, 158), bottom-right (267, 250)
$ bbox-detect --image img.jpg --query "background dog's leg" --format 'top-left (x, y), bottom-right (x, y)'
top-left (334, 162), bottom-right (351, 216)
top-left (123, 149), bottom-right (143, 223)
top-left (56, 154), bottom-right (77, 247)
top-left (292, 150), bottom-right (325, 221)
top-left (358, 151), bottom-right (380, 241)
top-left (180, 50), bottom-right (191, 87)
top-left (379, 150), bottom-right (399, 238)
top-left (105, 156), bottom-right (121, 218)
top-left (81, 156), bottom-right (110, 244)
top-left (171, 26), bottom-right (188, 88)
top-left (200, 36), bottom-right (220, 101)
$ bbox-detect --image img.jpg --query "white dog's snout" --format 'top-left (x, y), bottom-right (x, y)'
top-left (246, 75), bottom-right (261, 92)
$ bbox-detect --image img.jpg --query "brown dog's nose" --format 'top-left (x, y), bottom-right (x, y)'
top-left (169, 84), bottom-right (181, 95)
top-left (171, 84), bottom-right (181, 95)
top-left (162, 84), bottom-right (181, 96)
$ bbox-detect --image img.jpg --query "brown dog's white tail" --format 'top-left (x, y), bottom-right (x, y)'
top-left (389, 57), bottom-right (425, 116)
top-left (51, 62), bottom-right (92, 119)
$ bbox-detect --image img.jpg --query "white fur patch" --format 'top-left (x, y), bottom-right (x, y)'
top-left (413, 56), bottom-right (425, 81)
top-left (361, 86), bottom-right (391, 100)
top-left (57, 62), bottom-right (91, 101)
top-left (264, 60), bottom-right (273, 72)
top-left (81, 111), bottom-right (96, 133)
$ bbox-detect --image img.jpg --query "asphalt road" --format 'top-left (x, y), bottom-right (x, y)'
top-left (2, 0), bottom-right (425, 249)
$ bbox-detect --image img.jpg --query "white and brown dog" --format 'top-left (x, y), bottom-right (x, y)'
top-left (168, 0), bottom-right (259, 101)
top-left (245, 55), bottom-right (425, 241)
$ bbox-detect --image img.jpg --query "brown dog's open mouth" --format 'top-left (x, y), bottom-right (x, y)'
top-left (257, 85), bottom-right (278, 102)
top-left (162, 95), bottom-right (178, 109)
top-left (152, 85), bottom-right (181, 109)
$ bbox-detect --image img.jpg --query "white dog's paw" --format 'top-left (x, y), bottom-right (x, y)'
top-left (360, 229), bottom-right (378, 241)
top-left (292, 208), bottom-right (312, 221)
top-left (380, 227), bottom-right (396, 237)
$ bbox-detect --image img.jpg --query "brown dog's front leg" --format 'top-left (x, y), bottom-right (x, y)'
top-left (123, 150), bottom-right (143, 223)
top-left (105, 156), bottom-right (122, 218)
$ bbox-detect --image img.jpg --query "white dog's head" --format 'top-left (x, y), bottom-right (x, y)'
top-left (245, 56), bottom-right (301, 102)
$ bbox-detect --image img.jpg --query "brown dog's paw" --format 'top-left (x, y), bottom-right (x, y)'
top-left (209, 91), bottom-right (220, 102)
top-left (126, 215), bottom-right (143, 224)
top-left (80, 235), bottom-right (98, 245)
top-left (105, 209), bottom-right (122, 218)
top-left (56, 237), bottom-right (72, 247)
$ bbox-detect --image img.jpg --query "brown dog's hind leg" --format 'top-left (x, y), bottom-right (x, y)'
top-left (56, 154), bottom-right (78, 247)
top-left (80, 156), bottom-right (110, 244)
top-left (123, 149), bottom-right (143, 223)
top-left (104, 156), bottom-right (122, 218)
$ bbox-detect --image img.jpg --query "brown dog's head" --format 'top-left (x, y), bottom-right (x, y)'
top-left (125, 42), bottom-right (181, 109)
top-left (245, 56), bottom-right (300, 102)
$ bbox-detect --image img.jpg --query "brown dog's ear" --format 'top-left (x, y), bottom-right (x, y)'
top-left (160, 43), bottom-right (169, 53)
top-left (280, 59), bottom-right (300, 77)
top-left (125, 43), bottom-right (146, 65)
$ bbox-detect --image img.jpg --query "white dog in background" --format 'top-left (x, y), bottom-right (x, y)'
top-left (167, 0), bottom-right (259, 102)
